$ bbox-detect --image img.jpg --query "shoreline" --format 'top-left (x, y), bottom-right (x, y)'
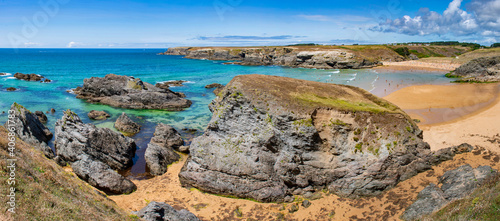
top-left (384, 83), bottom-right (500, 153)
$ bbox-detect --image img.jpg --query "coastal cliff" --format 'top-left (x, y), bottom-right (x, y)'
top-left (163, 46), bottom-right (381, 69)
top-left (179, 74), bottom-right (471, 202)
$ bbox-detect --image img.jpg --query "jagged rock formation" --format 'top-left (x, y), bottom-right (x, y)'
top-left (114, 112), bottom-right (141, 135)
top-left (179, 75), bottom-right (474, 202)
top-left (450, 56), bottom-right (500, 82)
top-left (73, 74), bottom-right (191, 110)
top-left (3, 103), bottom-right (54, 158)
top-left (54, 110), bottom-right (136, 170)
top-left (88, 110), bottom-right (111, 120)
top-left (34, 111), bottom-right (48, 123)
top-left (137, 201), bottom-right (200, 221)
top-left (402, 164), bottom-right (497, 220)
top-left (156, 80), bottom-right (187, 89)
top-left (163, 47), bottom-right (380, 69)
top-left (145, 123), bottom-right (183, 175)
top-left (54, 110), bottom-right (137, 194)
top-left (72, 154), bottom-right (137, 194)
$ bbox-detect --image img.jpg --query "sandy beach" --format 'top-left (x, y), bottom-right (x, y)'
top-left (377, 60), bottom-right (461, 72)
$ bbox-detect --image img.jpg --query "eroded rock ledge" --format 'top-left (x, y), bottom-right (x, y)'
top-left (162, 47), bottom-right (381, 69)
top-left (73, 74), bottom-right (191, 110)
top-left (179, 74), bottom-right (473, 202)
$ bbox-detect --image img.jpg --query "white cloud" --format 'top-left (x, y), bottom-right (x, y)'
top-left (66, 41), bottom-right (78, 48)
top-left (24, 42), bottom-right (39, 47)
top-left (372, 0), bottom-right (500, 38)
top-left (298, 14), bottom-right (331, 22)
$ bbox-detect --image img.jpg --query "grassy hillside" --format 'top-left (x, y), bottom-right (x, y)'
top-left (0, 127), bottom-right (137, 221)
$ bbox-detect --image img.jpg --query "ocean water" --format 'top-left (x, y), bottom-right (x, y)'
top-left (0, 49), bottom-right (451, 177)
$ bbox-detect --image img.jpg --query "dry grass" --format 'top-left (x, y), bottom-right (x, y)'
top-left (0, 127), bottom-right (136, 221)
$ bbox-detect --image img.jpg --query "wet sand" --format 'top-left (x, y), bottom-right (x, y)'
top-left (384, 83), bottom-right (500, 153)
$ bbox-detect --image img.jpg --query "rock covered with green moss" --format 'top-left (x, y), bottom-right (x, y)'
top-left (74, 74), bottom-right (191, 110)
top-left (179, 75), bottom-right (471, 202)
top-left (3, 102), bottom-right (54, 158)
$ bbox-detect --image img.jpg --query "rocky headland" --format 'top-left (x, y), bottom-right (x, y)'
top-left (73, 74), bottom-right (191, 110)
top-left (448, 56), bottom-right (500, 82)
top-left (179, 74), bottom-right (472, 202)
top-left (162, 47), bottom-right (381, 69)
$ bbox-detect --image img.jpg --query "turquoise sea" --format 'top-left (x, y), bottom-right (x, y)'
top-left (0, 49), bottom-right (451, 177)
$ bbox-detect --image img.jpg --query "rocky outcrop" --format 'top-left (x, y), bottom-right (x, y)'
top-left (163, 47), bottom-right (381, 69)
top-left (402, 164), bottom-right (497, 220)
top-left (145, 143), bottom-right (180, 176)
top-left (145, 123), bottom-right (183, 175)
top-left (72, 154), bottom-right (137, 194)
top-left (137, 201), bottom-right (200, 221)
top-left (450, 56), bottom-right (500, 82)
top-left (34, 111), bottom-right (47, 124)
top-left (3, 103), bottom-right (54, 158)
top-left (87, 110), bottom-right (110, 120)
top-left (156, 80), bottom-right (187, 89)
top-left (179, 75), bottom-right (473, 202)
top-left (73, 74), bottom-right (191, 110)
top-left (6, 87), bottom-right (17, 91)
top-left (114, 112), bottom-right (141, 135)
top-left (0, 73), bottom-right (6, 75)
top-left (150, 123), bottom-right (184, 149)
top-left (14, 73), bottom-right (44, 81)
top-left (54, 110), bottom-right (136, 170)
top-left (205, 83), bottom-right (225, 95)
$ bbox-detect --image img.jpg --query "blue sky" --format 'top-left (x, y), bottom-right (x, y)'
top-left (0, 0), bottom-right (498, 48)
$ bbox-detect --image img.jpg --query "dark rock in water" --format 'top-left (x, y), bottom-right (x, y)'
top-left (156, 80), bottom-right (187, 89)
top-left (205, 83), bottom-right (225, 95)
top-left (137, 201), bottom-right (200, 221)
top-left (3, 103), bottom-right (54, 158)
top-left (0, 73), bottom-right (6, 75)
top-left (87, 110), bottom-right (110, 120)
top-left (402, 164), bottom-right (497, 220)
top-left (6, 87), bottom-right (17, 91)
top-left (450, 56), bottom-right (500, 82)
top-left (14, 72), bottom-right (44, 81)
top-left (114, 112), bottom-right (141, 135)
top-left (42, 78), bottom-right (52, 83)
top-left (179, 75), bottom-right (473, 203)
top-left (34, 111), bottom-right (48, 124)
top-left (73, 74), bottom-right (191, 110)
top-left (178, 145), bottom-right (190, 153)
top-left (205, 83), bottom-right (224, 89)
top-left (54, 110), bottom-right (136, 170)
top-left (72, 154), bottom-right (137, 194)
top-left (182, 128), bottom-right (198, 134)
top-left (50, 108), bottom-right (56, 113)
top-left (144, 143), bottom-right (180, 176)
top-left (151, 123), bottom-right (184, 149)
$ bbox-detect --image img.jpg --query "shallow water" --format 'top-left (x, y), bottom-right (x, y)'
top-left (0, 49), bottom-right (451, 177)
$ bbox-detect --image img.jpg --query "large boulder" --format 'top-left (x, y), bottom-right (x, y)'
top-left (34, 111), bottom-right (48, 123)
top-left (179, 75), bottom-right (471, 202)
top-left (402, 164), bottom-right (497, 220)
top-left (73, 74), bottom-right (191, 110)
top-left (450, 56), bottom-right (500, 82)
top-left (114, 112), bottom-right (141, 136)
top-left (145, 143), bottom-right (180, 176)
top-left (72, 154), bottom-right (136, 194)
top-left (3, 103), bottom-right (54, 158)
top-left (54, 110), bottom-right (136, 170)
top-left (150, 123), bottom-right (184, 150)
top-left (137, 201), bottom-right (200, 221)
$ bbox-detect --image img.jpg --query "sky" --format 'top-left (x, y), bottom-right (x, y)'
top-left (0, 0), bottom-right (498, 48)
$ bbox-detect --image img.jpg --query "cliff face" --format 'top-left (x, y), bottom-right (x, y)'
top-left (179, 75), bottom-right (459, 202)
top-left (163, 47), bottom-right (381, 69)
top-left (451, 56), bottom-right (500, 82)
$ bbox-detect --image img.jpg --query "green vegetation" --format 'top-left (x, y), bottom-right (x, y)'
top-left (445, 72), bottom-right (461, 78)
top-left (430, 173), bottom-right (500, 220)
top-left (393, 47), bottom-right (410, 57)
top-left (355, 142), bottom-right (363, 153)
top-left (0, 127), bottom-right (134, 220)
top-left (292, 118), bottom-right (313, 127)
top-left (287, 43), bottom-right (318, 46)
top-left (491, 43), bottom-right (500, 48)
top-left (330, 119), bottom-right (348, 126)
top-left (409, 49), bottom-right (430, 58)
top-left (293, 93), bottom-right (399, 114)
